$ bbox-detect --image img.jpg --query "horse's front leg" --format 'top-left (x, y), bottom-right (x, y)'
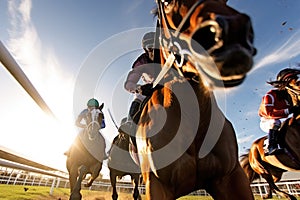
top-left (132, 174), bottom-right (141, 200)
top-left (262, 187), bottom-right (272, 199)
top-left (84, 162), bottom-right (102, 187)
top-left (110, 171), bottom-right (118, 200)
top-left (68, 167), bottom-right (78, 194)
top-left (207, 166), bottom-right (254, 200)
top-left (146, 172), bottom-right (174, 200)
top-left (267, 184), bottom-right (296, 200)
top-left (70, 165), bottom-right (87, 200)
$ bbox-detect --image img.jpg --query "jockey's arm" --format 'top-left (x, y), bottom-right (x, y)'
top-left (75, 111), bottom-right (87, 128)
top-left (124, 69), bottom-right (143, 93)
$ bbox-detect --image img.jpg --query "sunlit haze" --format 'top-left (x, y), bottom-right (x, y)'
top-left (1, 0), bottom-right (300, 179)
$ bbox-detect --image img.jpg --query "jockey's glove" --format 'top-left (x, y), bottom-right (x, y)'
top-left (139, 83), bottom-right (154, 96)
top-left (289, 105), bottom-right (300, 114)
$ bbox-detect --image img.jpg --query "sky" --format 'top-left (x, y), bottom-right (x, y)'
top-left (1, 0), bottom-right (300, 180)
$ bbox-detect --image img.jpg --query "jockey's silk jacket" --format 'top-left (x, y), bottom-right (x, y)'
top-left (76, 108), bottom-right (106, 129)
top-left (258, 89), bottom-right (291, 119)
top-left (124, 53), bottom-right (157, 100)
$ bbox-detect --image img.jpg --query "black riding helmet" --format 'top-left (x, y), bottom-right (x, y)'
top-left (268, 68), bottom-right (300, 89)
top-left (142, 32), bottom-right (155, 49)
top-left (276, 68), bottom-right (300, 82)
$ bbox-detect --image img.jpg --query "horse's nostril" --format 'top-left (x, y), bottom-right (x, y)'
top-left (216, 13), bottom-right (256, 55)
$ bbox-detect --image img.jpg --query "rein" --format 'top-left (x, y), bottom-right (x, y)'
top-left (153, 0), bottom-right (203, 87)
top-left (286, 86), bottom-right (300, 96)
top-left (87, 120), bottom-right (100, 130)
top-left (86, 109), bottom-right (102, 140)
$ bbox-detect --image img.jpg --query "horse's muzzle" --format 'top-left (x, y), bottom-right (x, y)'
top-left (187, 13), bottom-right (256, 87)
top-left (213, 14), bottom-right (256, 78)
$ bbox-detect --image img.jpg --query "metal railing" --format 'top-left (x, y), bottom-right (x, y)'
top-left (1, 158), bottom-right (300, 198)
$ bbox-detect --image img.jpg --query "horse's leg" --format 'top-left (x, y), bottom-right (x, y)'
top-left (261, 174), bottom-right (297, 200)
top-left (132, 174), bottom-right (141, 200)
top-left (261, 174), bottom-right (275, 199)
top-left (110, 171), bottom-right (118, 200)
top-left (145, 172), bottom-right (174, 200)
top-left (70, 165), bottom-right (87, 200)
top-left (207, 166), bottom-right (254, 200)
top-left (68, 167), bottom-right (78, 193)
top-left (85, 162), bottom-right (102, 187)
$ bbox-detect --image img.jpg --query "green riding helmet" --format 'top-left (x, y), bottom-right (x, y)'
top-left (87, 98), bottom-right (99, 107)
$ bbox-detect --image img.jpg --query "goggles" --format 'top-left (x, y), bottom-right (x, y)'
top-left (292, 74), bottom-right (300, 86)
top-left (145, 44), bottom-right (154, 52)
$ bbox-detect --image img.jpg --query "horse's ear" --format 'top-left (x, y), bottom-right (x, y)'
top-left (99, 103), bottom-right (104, 110)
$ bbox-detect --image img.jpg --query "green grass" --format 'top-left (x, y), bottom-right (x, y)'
top-left (0, 184), bottom-right (300, 200)
top-left (0, 184), bottom-right (137, 200)
top-left (0, 184), bottom-right (68, 200)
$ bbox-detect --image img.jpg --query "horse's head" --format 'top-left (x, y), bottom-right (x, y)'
top-left (86, 103), bottom-right (104, 140)
top-left (116, 130), bottom-right (131, 151)
top-left (155, 0), bottom-right (256, 87)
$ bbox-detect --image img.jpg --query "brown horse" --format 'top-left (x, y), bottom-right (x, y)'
top-left (108, 123), bottom-right (141, 200)
top-left (240, 113), bottom-right (300, 200)
top-left (66, 103), bottom-right (106, 200)
top-left (135, 0), bottom-right (257, 199)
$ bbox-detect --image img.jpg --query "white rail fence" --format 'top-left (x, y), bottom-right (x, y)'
top-left (251, 181), bottom-right (300, 198)
top-left (1, 148), bottom-right (300, 198)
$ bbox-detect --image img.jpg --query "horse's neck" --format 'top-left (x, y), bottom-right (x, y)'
top-left (192, 77), bottom-right (215, 114)
top-left (117, 133), bottom-right (130, 151)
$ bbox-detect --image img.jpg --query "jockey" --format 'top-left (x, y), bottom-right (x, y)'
top-left (76, 98), bottom-right (106, 129)
top-left (64, 98), bottom-right (106, 157)
top-left (259, 68), bottom-right (300, 155)
top-left (119, 31), bottom-right (159, 148)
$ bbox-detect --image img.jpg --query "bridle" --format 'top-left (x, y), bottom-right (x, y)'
top-left (154, 0), bottom-right (225, 87)
top-left (86, 108), bottom-right (102, 140)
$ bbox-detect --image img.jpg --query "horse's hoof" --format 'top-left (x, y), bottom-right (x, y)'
top-left (70, 193), bottom-right (82, 200)
top-left (263, 195), bottom-right (272, 199)
top-left (112, 193), bottom-right (118, 200)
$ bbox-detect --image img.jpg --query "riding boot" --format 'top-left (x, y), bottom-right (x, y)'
top-left (267, 129), bottom-right (279, 155)
top-left (118, 121), bottom-right (137, 153)
top-left (128, 99), bottom-right (141, 152)
top-left (128, 99), bottom-right (142, 122)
